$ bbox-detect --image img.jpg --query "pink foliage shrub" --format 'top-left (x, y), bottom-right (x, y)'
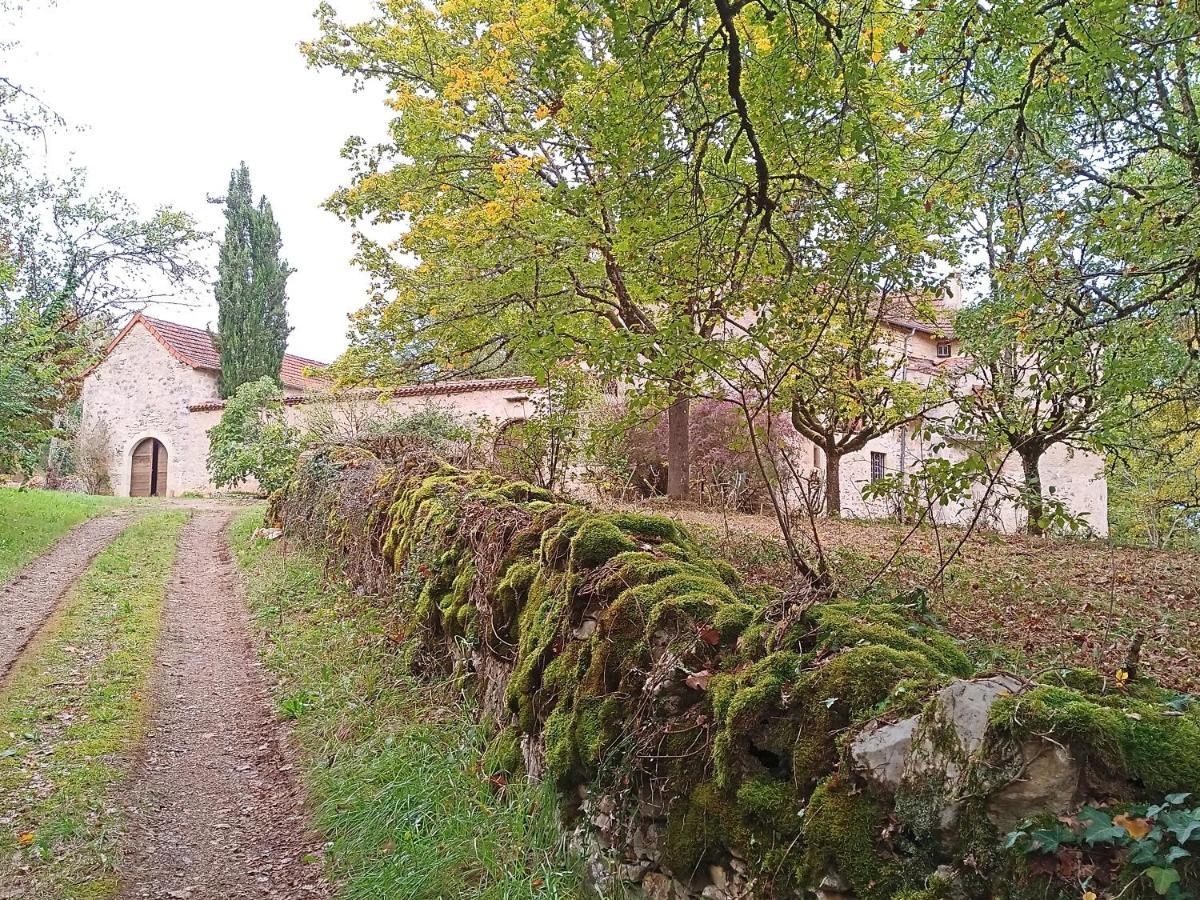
top-left (605, 398), bottom-right (790, 510)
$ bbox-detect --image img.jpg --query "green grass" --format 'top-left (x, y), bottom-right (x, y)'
top-left (0, 488), bottom-right (125, 583)
top-left (230, 507), bottom-right (580, 900)
top-left (0, 510), bottom-right (188, 898)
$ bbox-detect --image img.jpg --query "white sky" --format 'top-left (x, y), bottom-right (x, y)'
top-left (6, 0), bottom-right (387, 362)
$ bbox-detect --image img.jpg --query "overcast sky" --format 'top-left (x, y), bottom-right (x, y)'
top-left (6, 0), bottom-right (386, 362)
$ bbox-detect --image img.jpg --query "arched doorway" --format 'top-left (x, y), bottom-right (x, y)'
top-left (130, 438), bottom-right (168, 497)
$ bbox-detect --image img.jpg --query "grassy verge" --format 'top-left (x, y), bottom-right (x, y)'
top-left (0, 510), bottom-right (188, 898)
top-left (230, 507), bottom-right (579, 900)
top-left (0, 487), bottom-right (126, 583)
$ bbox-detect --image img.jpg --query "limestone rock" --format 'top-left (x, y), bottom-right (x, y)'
top-left (850, 715), bottom-right (917, 793)
top-left (987, 739), bottom-right (1080, 831)
top-left (851, 675), bottom-right (1083, 839)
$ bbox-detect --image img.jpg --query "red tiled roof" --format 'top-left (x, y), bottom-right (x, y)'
top-left (878, 295), bottom-right (957, 338)
top-left (186, 376), bottom-right (539, 413)
top-left (87, 313), bottom-right (329, 390)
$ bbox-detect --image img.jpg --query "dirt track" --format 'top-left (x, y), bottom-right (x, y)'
top-left (118, 509), bottom-right (330, 899)
top-left (0, 511), bottom-right (137, 681)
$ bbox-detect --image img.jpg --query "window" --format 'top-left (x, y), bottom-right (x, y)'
top-left (936, 341), bottom-right (953, 359)
top-left (870, 452), bottom-right (887, 483)
top-left (813, 445), bottom-right (822, 468)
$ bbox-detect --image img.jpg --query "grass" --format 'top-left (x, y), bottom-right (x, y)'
top-left (230, 507), bottom-right (580, 900)
top-left (0, 509), bottom-right (188, 898)
top-left (0, 488), bottom-right (126, 583)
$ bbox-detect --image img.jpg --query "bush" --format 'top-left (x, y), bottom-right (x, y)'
top-left (586, 397), bottom-right (788, 510)
top-left (207, 377), bottom-right (301, 495)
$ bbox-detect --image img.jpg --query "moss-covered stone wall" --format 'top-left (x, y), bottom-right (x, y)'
top-left (271, 449), bottom-right (1200, 899)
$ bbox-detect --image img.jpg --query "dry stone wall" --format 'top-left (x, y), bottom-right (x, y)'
top-left (271, 447), bottom-right (1200, 899)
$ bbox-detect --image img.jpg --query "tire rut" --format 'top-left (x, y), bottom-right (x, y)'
top-left (119, 511), bottom-right (330, 900)
top-left (0, 511), bottom-right (139, 682)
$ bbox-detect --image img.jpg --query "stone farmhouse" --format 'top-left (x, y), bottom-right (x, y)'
top-left (784, 290), bottom-right (1109, 534)
top-left (80, 309), bottom-right (1108, 534)
top-left (79, 314), bottom-right (536, 497)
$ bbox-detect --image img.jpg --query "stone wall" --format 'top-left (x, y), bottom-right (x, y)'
top-left (271, 449), bottom-right (1198, 899)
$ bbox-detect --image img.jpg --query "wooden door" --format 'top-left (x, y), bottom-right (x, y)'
top-left (130, 439), bottom-right (168, 497)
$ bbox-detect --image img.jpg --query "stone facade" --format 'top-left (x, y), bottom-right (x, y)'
top-left (79, 323), bottom-right (222, 497)
top-left (80, 314), bottom-right (1109, 532)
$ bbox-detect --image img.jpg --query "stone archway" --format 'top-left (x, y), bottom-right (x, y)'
top-left (130, 437), bottom-right (169, 497)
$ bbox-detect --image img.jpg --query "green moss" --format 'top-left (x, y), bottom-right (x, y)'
top-left (801, 776), bottom-right (896, 899)
top-left (569, 519), bottom-right (638, 570)
top-left (989, 685), bottom-right (1200, 792)
top-left (735, 776), bottom-right (803, 837)
top-left (482, 726), bottom-right (525, 776)
top-left (662, 781), bottom-right (730, 875)
top-left (604, 512), bottom-right (687, 546)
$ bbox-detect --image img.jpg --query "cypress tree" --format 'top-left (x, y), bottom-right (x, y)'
top-left (215, 162), bottom-right (292, 398)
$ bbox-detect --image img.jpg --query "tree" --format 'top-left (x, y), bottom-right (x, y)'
top-left (305, 0), bottom-right (962, 506)
top-left (784, 291), bottom-right (954, 517)
top-left (207, 377), bottom-right (301, 495)
top-left (1109, 400), bottom-right (1200, 550)
top-left (952, 298), bottom-right (1177, 536)
top-left (0, 129), bottom-right (205, 476)
top-left (215, 163), bottom-right (292, 399)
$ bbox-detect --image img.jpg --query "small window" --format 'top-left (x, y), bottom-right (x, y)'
top-left (813, 445), bottom-right (822, 468)
top-left (870, 452), bottom-right (887, 483)
top-left (936, 341), bottom-right (953, 359)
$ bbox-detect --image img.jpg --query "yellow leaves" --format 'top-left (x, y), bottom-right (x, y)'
top-left (482, 200), bottom-right (510, 225)
top-left (1113, 813), bottom-right (1152, 840)
top-left (1083, 892), bottom-right (1097, 900)
top-left (1115, 667), bottom-right (1129, 686)
top-left (17, 831), bottom-right (34, 847)
top-left (492, 155), bottom-right (536, 183)
top-left (862, 25), bottom-right (884, 64)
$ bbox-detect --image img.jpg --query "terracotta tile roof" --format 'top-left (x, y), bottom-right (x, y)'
top-left (87, 313), bottom-right (329, 390)
top-left (186, 376), bottom-right (539, 413)
top-left (878, 295), bottom-right (957, 338)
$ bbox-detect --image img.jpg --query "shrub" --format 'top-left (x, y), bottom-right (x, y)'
top-left (207, 377), bottom-right (300, 495)
top-left (586, 397), bottom-right (789, 510)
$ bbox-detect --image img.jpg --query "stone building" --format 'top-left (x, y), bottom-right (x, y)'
top-left (79, 314), bottom-right (536, 497)
top-left (783, 289), bottom-right (1110, 535)
top-left (80, 310), bottom-right (1108, 534)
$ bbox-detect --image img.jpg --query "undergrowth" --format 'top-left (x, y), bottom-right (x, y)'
top-left (0, 510), bottom-right (187, 898)
top-left (230, 507), bottom-right (579, 900)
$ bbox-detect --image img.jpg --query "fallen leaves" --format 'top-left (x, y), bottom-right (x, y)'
top-left (1113, 813), bottom-right (1152, 840)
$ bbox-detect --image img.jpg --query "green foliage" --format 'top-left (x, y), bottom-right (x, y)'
top-left (206, 377), bottom-right (301, 495)
top-left (215, 163), bottom-right (292, 399)
top-left (1109, 404), bottom-right (1200, 550)
top-left (1007, 794), bottom-right (1200, 899)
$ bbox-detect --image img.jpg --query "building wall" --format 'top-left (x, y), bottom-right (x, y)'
top-left (82, 332), bottom-right (538, 497)
top-left (829, 429), bottom-right (1109, 536)
top-left (80, 323), bottom-right (220, 497)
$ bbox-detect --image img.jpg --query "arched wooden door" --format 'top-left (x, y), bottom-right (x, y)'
top-left (130, 438), bottom-right (168, 498)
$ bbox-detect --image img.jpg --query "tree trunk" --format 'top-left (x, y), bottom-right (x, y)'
top-left (824, 450), bottom-right (842, 517)
top-left (666, 395), bottom-right (690, 500)
top-left (1019, 448), bottom-right (1045, 536)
